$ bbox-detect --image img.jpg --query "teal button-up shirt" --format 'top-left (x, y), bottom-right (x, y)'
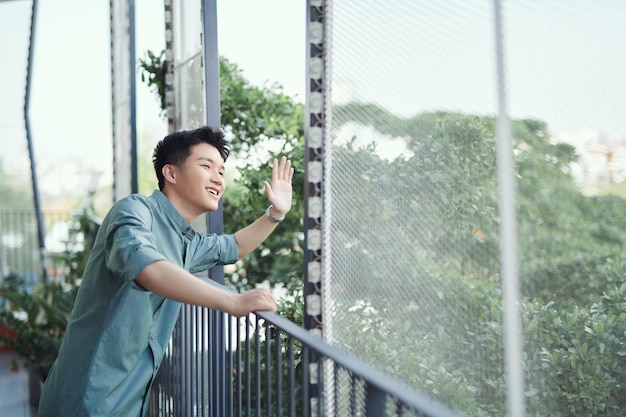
top-left (38, 191), bottom-right (239, 417)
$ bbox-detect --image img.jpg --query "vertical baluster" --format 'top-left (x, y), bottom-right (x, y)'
top-left (288, 336), bottom-right (295, 417)
top-left (302, 345), bottom-right (310, 417)
top-left (275, 328), bottom-right (283, 417)
top-left (255, 317), bottom-right (261, 413)
top-left (245, 315), bottom-right (251, 417)
top-left (365, 383), bottom-right (386, 417)
top-left (236, 315), bottom-right (242, 417)
top-left (265, 322), bottom-right (272, 416)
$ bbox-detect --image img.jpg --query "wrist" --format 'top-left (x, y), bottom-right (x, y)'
top-left (265, 204), bottom-right (285, 223)
top-left (226, 292), bottom-right (240, 316)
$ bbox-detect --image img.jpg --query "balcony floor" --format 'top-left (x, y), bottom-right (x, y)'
top-left (0, 350), bottom-right (38, 417)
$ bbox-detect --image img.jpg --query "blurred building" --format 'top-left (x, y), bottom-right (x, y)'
top-left (554, 130), bottom-right (626, 192)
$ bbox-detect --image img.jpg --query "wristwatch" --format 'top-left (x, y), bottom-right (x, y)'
top-left (265, 205), bottom-right (285, 223)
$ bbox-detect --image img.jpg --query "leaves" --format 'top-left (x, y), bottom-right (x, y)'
top-left (326, 102), bottom-right (626, 415)
top-left (137, 50), bottom-right (167, 115)
top-left (134, 50), bottom-right (626, 414)
top-left (217, 57), bottom-right (305, 296)
top-left (0, 210), bottom-right (97, 380)
top-left (136, 51), bottom-right (306, 295)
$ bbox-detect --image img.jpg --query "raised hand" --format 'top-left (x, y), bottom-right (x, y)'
top-left (264, 156), bottom-right (294, 217)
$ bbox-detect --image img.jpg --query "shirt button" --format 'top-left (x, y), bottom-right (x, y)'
top-left (151, 336), bottom-right (156, 340)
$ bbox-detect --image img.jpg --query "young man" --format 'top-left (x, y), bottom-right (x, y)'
top-left (38, 126), bottom-right (293, 416)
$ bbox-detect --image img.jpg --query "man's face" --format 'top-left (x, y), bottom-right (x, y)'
top-left (170, 143), bottom-right (225, 216)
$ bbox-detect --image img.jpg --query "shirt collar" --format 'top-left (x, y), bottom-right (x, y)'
top-left (151, 190), bottom-right (196, 239)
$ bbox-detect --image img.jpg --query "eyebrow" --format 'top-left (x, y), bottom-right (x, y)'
top-left (197, 156), bottom-right (225, 171)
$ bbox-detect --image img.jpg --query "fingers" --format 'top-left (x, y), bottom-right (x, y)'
top-left (273, 156), bottom-right (294, 182)
top-left (256, 287), bottom-right (277, 313)
top-left (239, 288), bottom-right (277, 316)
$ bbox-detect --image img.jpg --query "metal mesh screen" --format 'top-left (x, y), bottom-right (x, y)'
top-left (325, 2), bottom-right (501, 414)
top-left (322, 1), bottom-right (626, 416)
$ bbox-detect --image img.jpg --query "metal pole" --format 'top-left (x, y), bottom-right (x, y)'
top-left (201, 2), bottom-right (226, 416)
top-left (128, 0), bottom-right (138, 194)
top-left (304, 1), bottom-right (327, 413)
top-left (202, 0), bottom-right (223, 254)
top-left (23, 0), bottom-right (48, 282)
top-left (494, 1), bottom-right (525, 416)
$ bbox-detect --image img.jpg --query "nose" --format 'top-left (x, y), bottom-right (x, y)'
top-left (210, 170), bottom-right (224, 184)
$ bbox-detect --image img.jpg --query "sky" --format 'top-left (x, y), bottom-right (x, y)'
top-left (329, 0), bottom-right (626, 143)
top-left (0, 0), bottom-right (624, 205)
top-left (0, 0), bottom-right (305, 204)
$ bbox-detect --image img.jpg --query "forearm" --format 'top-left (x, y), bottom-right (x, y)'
top-left (136, 261), bottom-right (235, 311)
top-left (234, 210), bottom-right (282, 259)
top-left (234, 156), bottom-right (293, 259)
top-left (135, 260), bottom-right (277, 317)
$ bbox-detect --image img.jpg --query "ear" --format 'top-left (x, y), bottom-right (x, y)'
top-left (162, 164), bottom-right (177, 185)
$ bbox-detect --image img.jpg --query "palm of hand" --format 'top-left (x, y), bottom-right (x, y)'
top-left (265, 157), bottom-right (294, 215)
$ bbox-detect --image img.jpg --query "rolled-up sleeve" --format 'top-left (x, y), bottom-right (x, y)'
top-left (104, 197), bottom-right (167, 290)
top-left (187, 233), bottom-right (239, 273)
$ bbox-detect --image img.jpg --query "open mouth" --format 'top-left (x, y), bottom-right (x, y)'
top-left (207, 188), bottom-right (219, 197)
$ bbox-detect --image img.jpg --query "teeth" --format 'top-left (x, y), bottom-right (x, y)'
top-left (208, 189), bottom-right (218, 196)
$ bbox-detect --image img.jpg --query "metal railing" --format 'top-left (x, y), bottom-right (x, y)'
top-left (0, 209), bottom-right (79, 285)
top-left (150, 278), bottom-right (463, 417)
top-left (1, 209), bottom-right (461, 415)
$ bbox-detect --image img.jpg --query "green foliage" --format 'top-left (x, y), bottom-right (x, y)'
top-left (218, 57), bottom-right (305, 295)
top-left (136, 50), bottom-right (626, 413)
top-left (523, 282), bottom-right (626, 416)
top-left (329, 110), bottom-right (500, 306)
top-left (518, 145), bottom-right (626, 308)
top-left (232, 294), bottom-right (305, 416)
top-left (332, 267), bottom-right (506, 417)
top-left (0, 209), bottom-right (98, 380)
top-left (330, 102), bottom-right (626, 414)
top-left (277, 290), bottom-right (304, 327)
top-left (138, 50), bottom-right (167, 116)
top-left (137, 52), bottom-right (305, 295)
top-left (0, 273), bottom-right (76, 380)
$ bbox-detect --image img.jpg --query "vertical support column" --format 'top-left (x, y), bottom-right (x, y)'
top-left (163, 0), bottom-right (176, 133)
top-left (201, 1), bottom-right (226, 416)
top-left (110, 0), bottom-right (137, 201)
top-left (304, 1), bottom-right (328, 415)
top-left (202, 0), bottom-right (223, 251)
top-left (128, 0), bottom-right (138, 194)
top-left (493, 1), bottom-right (525, 416)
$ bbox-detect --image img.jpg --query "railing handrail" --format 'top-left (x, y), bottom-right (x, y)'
top-left (200, 276), bottom-right (464, 416)
top-left (253, 308), bottom-right (464, 417)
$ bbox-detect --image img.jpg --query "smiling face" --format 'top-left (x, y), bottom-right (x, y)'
top-left (161, 143), bottom-right (226, 222)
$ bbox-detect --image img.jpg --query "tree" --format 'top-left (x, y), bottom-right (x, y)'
top-left (138, 53), bottom-right (626, 414)
top-left (329, 102), bottom-right (626, 415)
top-left (218, 58), bottom-right (305, 294)
top-left (139, 54), bottom-right (305, 295)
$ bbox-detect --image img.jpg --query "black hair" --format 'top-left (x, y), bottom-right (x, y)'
top-left (152, 126), bottom-right (231, 190)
